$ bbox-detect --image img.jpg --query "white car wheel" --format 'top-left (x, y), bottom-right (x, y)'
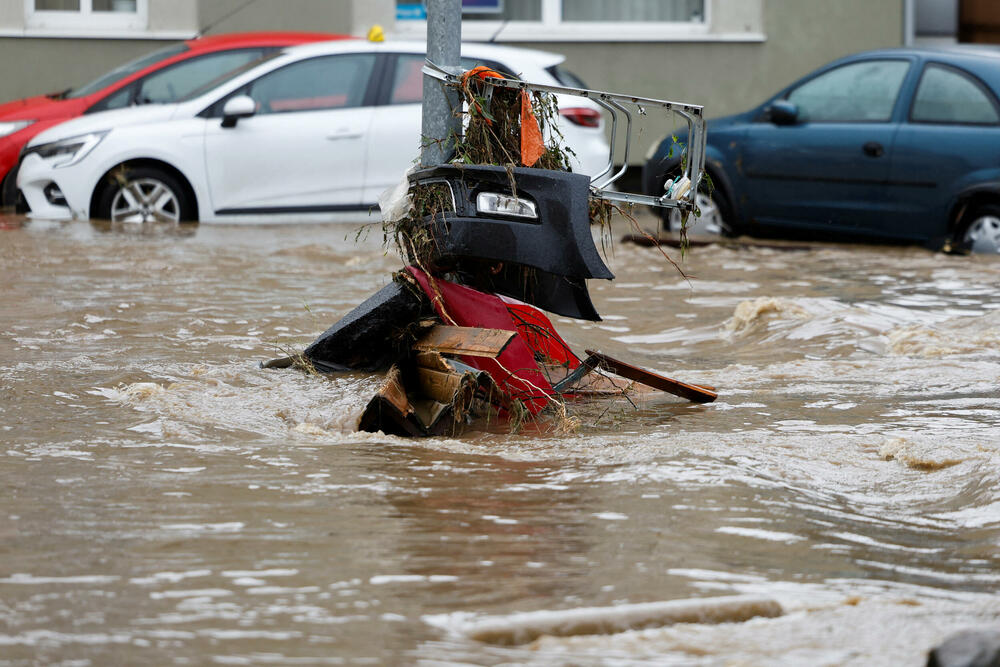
top-left (97, 166), bottom-right (195, 223)
top-left (110, 177), bottom-right (182, 223)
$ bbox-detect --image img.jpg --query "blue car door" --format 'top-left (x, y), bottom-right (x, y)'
top-left (740, 58), bottom-right (913, 235)
top-left (888, 61), bottom-right (1000, 243)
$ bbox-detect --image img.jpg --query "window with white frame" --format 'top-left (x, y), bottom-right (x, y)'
top-left (394, 0), bottom-right (707, 41)
top-left (26, 0), bottom-right (148, 34)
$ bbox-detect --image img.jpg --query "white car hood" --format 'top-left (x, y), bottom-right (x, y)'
top-left (28, 104), bottom-right (181, 147)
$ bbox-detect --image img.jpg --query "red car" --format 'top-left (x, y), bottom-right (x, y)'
top-left (0, 31), bottom-right (349, 207)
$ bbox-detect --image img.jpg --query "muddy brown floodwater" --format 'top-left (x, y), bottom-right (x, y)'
top-left (1, 213), bottom-right (999, 666)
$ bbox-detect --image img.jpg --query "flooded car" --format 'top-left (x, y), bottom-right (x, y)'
top-left (0, 31), bottom-right (346, 208)
top-left (17, 41), bottom-right (608, 224)
top-left (644, 46), bottom-right (1000, 254)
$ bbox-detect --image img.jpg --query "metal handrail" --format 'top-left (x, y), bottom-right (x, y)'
top-left (422, 60), bottom-right (707, 212)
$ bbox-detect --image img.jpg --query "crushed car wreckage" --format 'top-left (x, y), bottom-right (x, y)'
top-left (264, 62), bottom-right (715, 436)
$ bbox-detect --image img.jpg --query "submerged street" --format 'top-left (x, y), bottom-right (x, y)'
top-left (1, 214), bottom-right (999, 665)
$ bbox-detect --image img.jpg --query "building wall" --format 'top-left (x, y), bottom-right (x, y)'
top-left (0, 0), bottom-right (359, 101)
top-left (196, 0), bottom-right (353, 36)
top-left (0, 37), bottom-right (169, 99)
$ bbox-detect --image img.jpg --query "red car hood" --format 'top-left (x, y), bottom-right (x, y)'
top-left (0, 95), bottom-right (88, 121)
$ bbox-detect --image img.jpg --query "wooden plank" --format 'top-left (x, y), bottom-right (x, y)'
top-left (357, 367), bottom-right (424, 437)
top-left (413, 325), bottom-right (516, 358)
top-left (414, 351), bottom-right (453, 372)
top-left (377, 366), bottom-right (413, 415)
top-left (416, 366), bottom-right (464, 404)
top-left (584, 349), bottom-right (717, 404)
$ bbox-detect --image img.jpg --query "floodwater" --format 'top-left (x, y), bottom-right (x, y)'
top-left (1, 212), bottom-right (998, 666)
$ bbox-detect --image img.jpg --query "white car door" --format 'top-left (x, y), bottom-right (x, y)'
top-left (362, 53), bottom-right (424, 203)
top-left (203, 53), bottom-right (377, 215)
top-left (361, 53), bottom-right (524, 203)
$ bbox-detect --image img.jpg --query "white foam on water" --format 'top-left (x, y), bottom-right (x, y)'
top-left (0, 630), bottom-right (132, 646)
top-left (0, 573), bottom-right (119, 585)
top-left (244, 586), bottom-right (321, 595)
top-left (221, 569), bottom-right (299, 578)
top-left (425, 595), bottom-right (783, 646)
top-left (887, 310), bottom-right (1000, 357)
top-left (130, 570), bottom-right (212, 585)
top-left (159, 522), bottom-right (245, 533)
top-left (877, 436), bottom-right (973, 471)
top-left (369, 574), bottom-right (458, 585)
top-left (197, 629), bottom-right (302, 640)
top-left (714, 526), bottom-right (807, 543)
top-left (930, 500), bottom-right (1000, 529)
top-left (95, 363), bottom-right (383, 443)
top-left (149, 588), bottom-right (233, 600)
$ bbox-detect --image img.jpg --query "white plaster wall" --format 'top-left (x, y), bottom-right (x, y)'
top-left (710, 0), bottom-right (764, 36)
top-left (0, 0), bottom-right (25, 30)
top-left (149, 0), bottom-right (197, 34)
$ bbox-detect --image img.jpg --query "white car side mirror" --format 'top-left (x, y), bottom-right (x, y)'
top-left (221, 95), bottom-right (256, 128)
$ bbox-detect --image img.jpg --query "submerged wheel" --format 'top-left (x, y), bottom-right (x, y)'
top-left (97, 166), bottom-right (195, 223)
top-left (666, 190), bottom-right (733, 237)
top-left (1, 167), bottom-right (26, 213)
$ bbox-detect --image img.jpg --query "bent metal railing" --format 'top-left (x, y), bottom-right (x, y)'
top-left (423, 60), bottom-right (706, 213)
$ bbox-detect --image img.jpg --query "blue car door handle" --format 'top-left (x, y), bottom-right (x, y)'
top-left (863, 141), bottom-right (884, 158)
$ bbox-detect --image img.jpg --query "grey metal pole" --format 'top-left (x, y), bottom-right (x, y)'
top-left (420, 0), bottom-right (462, 167)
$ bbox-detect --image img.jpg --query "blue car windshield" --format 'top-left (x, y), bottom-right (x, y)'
top-left (67, 43), bottom-right (189, 99)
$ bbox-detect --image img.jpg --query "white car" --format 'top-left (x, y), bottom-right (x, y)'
top-left (18, 39), bottom-right (609, 224)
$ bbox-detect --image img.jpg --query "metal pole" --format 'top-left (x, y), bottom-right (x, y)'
top-left (421, 0), bottom-right (462, 167)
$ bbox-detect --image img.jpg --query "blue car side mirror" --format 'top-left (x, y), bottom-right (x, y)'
top-left (769, 100), bottom-right (799, 125)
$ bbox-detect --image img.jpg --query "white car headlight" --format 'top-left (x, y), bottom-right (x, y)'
top-left (24, 130), bottom-right (109, 168)
top-left (0, 120), bottom-right (34, 138)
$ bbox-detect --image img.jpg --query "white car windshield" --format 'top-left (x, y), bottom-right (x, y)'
top-left (178, 51), bottom-right (283, 103)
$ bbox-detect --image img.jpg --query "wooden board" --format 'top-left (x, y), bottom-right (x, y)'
top-left (414, 351), bottom-right (454, 373)
top-left (413, 325), bottom-right (516, 358)
top-left (584, 349), bottom-right (717, 404)
top-left (378, 367), bottom-right (413, 415)
top-left (358, 366), bottom-right (424, 437)
top-left (416, 366), bottom-right (465, 404)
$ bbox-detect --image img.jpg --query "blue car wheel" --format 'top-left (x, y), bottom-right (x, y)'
top-left (667, 191), bottom-right (731, 236)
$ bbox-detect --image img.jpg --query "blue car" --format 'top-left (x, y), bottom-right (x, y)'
top-left (642, 46), bottom-right (1000, 253)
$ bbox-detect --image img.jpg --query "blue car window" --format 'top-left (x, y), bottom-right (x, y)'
top-left (911, 64), bottom-right (1000, 125)
top-left (787, 60), bottom-right (910, 123)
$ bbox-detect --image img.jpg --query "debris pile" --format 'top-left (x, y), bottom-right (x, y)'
top-left (266, 64), bottom-right (715, 436)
